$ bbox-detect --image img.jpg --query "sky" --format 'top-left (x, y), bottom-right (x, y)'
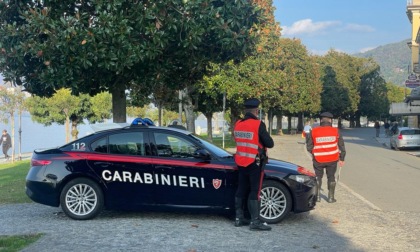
top-left (274, 0), bottom-right (412, 55)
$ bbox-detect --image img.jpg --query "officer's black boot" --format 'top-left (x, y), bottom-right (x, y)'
top-left (248, 200), bottom-right (271, 231)
top-left (327, 182), bottom-right (337, 203)
top-left (316, 177), bottom-right (322, 202)
top-left (234, 197), bottom-right (250, 227)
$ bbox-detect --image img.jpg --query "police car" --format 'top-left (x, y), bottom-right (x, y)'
top-left (25, 119), bottom-right (317, 223)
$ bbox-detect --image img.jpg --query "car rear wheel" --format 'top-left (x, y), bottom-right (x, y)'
top-left (259, 180), bottom-right (292, 224)
top-left (60, 178), bottom-right (104, 220)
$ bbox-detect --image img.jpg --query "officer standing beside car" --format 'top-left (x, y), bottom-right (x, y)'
top-left (306, 112), bottom-right (346, 203)
top-left (233, 98), bottom-right (274, 231)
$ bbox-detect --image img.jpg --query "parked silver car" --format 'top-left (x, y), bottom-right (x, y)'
top-left (390, 127), bottom-right (420, 150)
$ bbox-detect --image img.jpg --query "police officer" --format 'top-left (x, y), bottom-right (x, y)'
top-left (233, 98), bottom-right (274, 231)
top-left (306, 112), bottom-right (346, 203)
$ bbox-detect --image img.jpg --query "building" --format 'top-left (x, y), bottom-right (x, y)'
top-left (392, 1), bottom-right (420, 127)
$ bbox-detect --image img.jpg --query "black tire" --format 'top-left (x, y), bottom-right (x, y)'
top-left (390, 141), bottom-right (394, 149)
top-left (60, 178), bottom-right (104, 220)
top-left (259, 180), bottom-right (292, 224)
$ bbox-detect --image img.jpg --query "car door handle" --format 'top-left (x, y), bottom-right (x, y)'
top-left (156, 165), bottom-right (174, 169)
top-left (94, 162), bottom-right (112, 167)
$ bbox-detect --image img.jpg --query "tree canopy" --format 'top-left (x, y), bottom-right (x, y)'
top-left (0, 0), bottom-right (265, 122)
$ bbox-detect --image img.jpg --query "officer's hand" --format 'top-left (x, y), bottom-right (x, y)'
top-left (339, 160), bottom-right (345, 167)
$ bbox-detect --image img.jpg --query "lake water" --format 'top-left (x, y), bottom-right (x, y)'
top-left (0, 114), bottom-right (210, 155)
top-left (0, 114), bottom-right (106, 154)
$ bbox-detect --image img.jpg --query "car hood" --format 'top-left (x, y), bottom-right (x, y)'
top-left (265, 158), bottom-right (299, 174)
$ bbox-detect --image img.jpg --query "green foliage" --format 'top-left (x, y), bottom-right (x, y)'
top-left (386, 82), bottom-right (409, 103)
top-left (0, 0), bottom-right (264, 122)
top-left (88, 91), bottom-right (112, 123)
top-left (0, 87), bottom-right (26, 124)
top-left (25, 88), bottom-right (112, 141)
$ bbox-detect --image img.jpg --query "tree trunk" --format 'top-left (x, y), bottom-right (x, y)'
top-left (71, 119), bottom-right (79, 141)
top-left (274, 110), bottom-right (283, 135)
top-left (65, 116), bottom-right (70, 143)
top-left (183, 90), bottom-right (195, 133)
top-left (205, 112), bottom-right (213, 142)
top-left (267, 109), bottom-right (273, 136)
top-left (10, 112), bottom-right (15, 162)
top-left (297, 112), bottom-right (303, 132)
top-left (230, 106), bottom-right (241, 136)
top-left (338, 118), bottom-right (342, 129)
top-left (111, 84), bottom-right (127, 123)
top-left (287, 115), bottom-right (292, 133)
top-left (157, 103), bottom-right (163, 126)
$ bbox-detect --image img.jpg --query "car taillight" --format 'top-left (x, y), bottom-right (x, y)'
top-left (31, 159), bottom-right (52, 166)
top-left (297, 166), bottom-right (315, 177)
top-left (398, 134), bottom-right (403, 140)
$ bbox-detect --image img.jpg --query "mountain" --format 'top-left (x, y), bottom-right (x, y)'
top-left (353, 39), bottom-right (411, 86)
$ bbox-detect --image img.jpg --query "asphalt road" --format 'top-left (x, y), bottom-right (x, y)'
top-left (339, 127), bottom-right (420, 212)
top-left (1, 127), bottom-right (420, 251)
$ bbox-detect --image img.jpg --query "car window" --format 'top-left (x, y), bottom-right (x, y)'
top-left (401, 129), bottom-right (420, 135)
top-left (153, 133), bottom-right (198, 158)
top-left (91, 132), bottom-right (147, 156)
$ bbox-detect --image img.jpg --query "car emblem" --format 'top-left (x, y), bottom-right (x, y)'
top-left (213, 179), bottom-right (222, 189)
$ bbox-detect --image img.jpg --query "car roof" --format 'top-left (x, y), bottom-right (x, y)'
top-left (398, 127), bottom-right (420, 130)
top-left (91, 124), bottom-right (192, 136)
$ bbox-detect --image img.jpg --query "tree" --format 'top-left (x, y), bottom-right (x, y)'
top-left (0, 86), bottom-right (26, 161)
top-left (357, 60), bottom-right (389, 125)
top-left (25, 88), bottom-right (112, 142)
top-left (0, 0), bottom-right (264, 123)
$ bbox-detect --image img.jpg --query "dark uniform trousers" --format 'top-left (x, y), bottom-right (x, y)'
top-left (235, 161), bottom-right (263, 201)
top-left (313, 160), bottom-right (337, 183)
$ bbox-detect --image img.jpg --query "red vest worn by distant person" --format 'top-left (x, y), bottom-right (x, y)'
top-left (311, 126), bottom-right (340, 163)
top-left (234, 118), bottom-right (262, 167)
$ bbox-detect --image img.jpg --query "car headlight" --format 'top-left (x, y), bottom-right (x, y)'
top-left (289, 174), bottom-right (312, 183)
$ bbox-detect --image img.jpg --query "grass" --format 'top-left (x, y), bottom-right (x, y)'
top-left (199, 134), bottom-right (237, 149)
top-left (0, 160), bottom-right (32, 205)
top-left (0, 234), bottom-right (43, 252)
top-left (0, 160), bottom-right (43, 251)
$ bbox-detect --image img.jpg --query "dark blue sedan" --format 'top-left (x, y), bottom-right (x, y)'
top-left (26, 124), bottom-right (317, 223)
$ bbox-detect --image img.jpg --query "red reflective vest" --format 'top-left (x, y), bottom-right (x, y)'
top-left (233, 118), bottom-right (262, 167)
top-left (311, 126), bottom-right (340, 163)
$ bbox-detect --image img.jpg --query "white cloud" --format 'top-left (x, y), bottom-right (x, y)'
top-left (281, 19), bottom-right (340, 36)
top-left (281, 19), bottom-right (375, 36)
top-left (359, 46), bottom-right (377, 53)
top-left (342, 23), bottom-right (375, 32)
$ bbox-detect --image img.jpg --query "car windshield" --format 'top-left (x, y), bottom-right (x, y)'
top-left (190, 135), bottom-right (233, 158)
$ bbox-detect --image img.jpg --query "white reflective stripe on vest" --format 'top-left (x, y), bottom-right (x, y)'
top-left (313, 149), bottom-right (339, 156)
top-left (313, 143), bottom-right (337, 149)
top-left (236, 142), bottom-right (259, 149)
top-left (236, 151), bottom-right (257, 158)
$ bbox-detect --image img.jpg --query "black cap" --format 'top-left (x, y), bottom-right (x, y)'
top-left (320, 112), bottom-right (333, 118)
top-left (244, 98), bottom-right (260, 109)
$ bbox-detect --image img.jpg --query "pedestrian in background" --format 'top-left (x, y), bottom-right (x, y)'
top-left (374, 121), bottom-right (380, 137)
top-left (311, 119), bottom-right (320, 129)
top-left (302, 121), bottom-right (312, 143)
top-left (307, 112), bottom-right (346, 203)
top-left (0, 129), bottom-right (12, 159)
top-left (384, 121), bottom-right (390, 137)
top-left (233, 98), bottom-right (274, 231)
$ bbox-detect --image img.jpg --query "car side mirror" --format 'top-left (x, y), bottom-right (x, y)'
top-left (193, 148), bottom-right (211, 160)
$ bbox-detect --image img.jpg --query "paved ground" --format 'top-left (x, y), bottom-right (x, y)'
top-left (1, 134), bottom-right (419, 251)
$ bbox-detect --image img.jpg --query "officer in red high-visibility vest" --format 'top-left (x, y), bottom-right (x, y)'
top-left (233, 98), bottom-right (274, 231)
top-left (306, 112), bottom-right (346, 203)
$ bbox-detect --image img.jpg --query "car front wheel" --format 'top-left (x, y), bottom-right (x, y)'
top-left (259, 180), bottom-right (292, 224)
top-left (60, 178), bottom-right (104, 220)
